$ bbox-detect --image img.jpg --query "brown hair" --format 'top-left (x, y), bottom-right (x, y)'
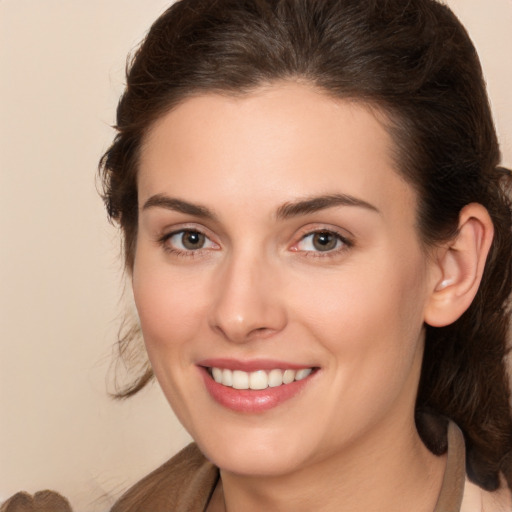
top-left (99, 0), bottom-right (512, 491)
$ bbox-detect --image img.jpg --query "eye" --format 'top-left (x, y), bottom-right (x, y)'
top-left (295, 231), bottom-right (347, 253)
top-left (164, 230), bottom-right (217, 252)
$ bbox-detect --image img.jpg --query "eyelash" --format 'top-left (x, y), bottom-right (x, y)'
top-left (292, 229), bottom-right (353, 258)
top-left (157, 229), bottom-right (219, 258)
top-left (157, 227), bottom-right (353, 259)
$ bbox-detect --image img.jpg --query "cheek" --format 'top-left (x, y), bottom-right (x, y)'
top-left (289, 248), bottom-right (429, 370)
top-left (132, 257), bottom-right (210, 355)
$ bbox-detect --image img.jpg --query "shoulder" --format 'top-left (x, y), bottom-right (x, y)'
top-left (111, 443), bottom-right (219, 512)
top-left (435, 419), bottom-right (512, 512)
top-left (463, 479), bottom-right (512, 512)
top-left (461, 476), bottom-right (512, 512)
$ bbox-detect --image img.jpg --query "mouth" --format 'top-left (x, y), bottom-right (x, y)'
top-left (198, 361), bottom-right (319, 413)
top-left (207, 367), bottom-right (314, 390)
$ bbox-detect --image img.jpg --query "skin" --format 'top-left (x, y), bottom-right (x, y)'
top-left (133, 83), bottom-right (453, 511)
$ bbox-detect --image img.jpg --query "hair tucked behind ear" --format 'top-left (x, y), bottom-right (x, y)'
top-left (99, 0), bottom-right (512, 491)
top-left (417, 166), bottom-right (512, 491)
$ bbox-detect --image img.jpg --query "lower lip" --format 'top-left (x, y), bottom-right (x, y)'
top-left (200, 367), bottom-right (315, 413)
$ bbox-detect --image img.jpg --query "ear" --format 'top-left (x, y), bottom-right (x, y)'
top-left (424, 203), bottom-right (494, 327)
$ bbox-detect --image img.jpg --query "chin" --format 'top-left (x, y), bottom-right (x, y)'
top-left (205, 444), bottom-right (310, 477)
top-left (193, 424), bottom-right (315, 477)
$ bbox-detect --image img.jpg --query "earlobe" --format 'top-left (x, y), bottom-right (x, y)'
top-left (424, 203), bottom-right (494, 327)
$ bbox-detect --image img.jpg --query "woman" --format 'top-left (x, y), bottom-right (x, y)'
top-left (100, 0), bottom-right (512, 510)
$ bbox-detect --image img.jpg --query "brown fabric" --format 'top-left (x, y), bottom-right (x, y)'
top-left (434, 422), bottom-right (466, 512)
top-left (0, 491), bottom-right (72, 512)
top-left (110, 443), bottom-right (219, 512)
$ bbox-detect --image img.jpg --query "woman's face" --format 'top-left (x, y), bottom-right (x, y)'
top-left (133, 83), bottom-right (439, 476)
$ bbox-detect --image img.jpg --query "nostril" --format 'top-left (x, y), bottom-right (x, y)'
top-left (249, 326), bottom-right (278, 339)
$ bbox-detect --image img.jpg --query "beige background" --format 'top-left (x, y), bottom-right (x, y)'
top-left (1, 1), bottom-right (511, 510)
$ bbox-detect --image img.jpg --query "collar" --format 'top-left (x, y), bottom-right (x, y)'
top-left (434, 421), bottom-right (466, 511)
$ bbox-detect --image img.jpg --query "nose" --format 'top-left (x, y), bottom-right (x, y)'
top-left (209, 252), bottom-right (287, 344)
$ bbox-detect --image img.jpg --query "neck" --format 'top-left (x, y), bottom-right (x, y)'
top-left (209, 415), bottom-right (446, 512)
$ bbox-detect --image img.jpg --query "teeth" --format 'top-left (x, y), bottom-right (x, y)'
top-left (222, 368), bottom-right (233, 386)
top-left (282, 369), bottom-right (295, 384)
top-left (212, 367), bottom-right (223, 383)
top-left (295, 368), bottom-right (312, 381)
top-left (268, 369), bottom-right (283, 387)
top-left (232, 370), bottom-right (249, 390)
top-left (209, 367), bottom-right (313, 389)
top-left (249, 370), bottom-right (268, 390)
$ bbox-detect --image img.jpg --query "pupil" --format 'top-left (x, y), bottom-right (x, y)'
top-left (183, 231), bottom-right (204, 250)
top-left (313, 232), bottom-right (336, 251)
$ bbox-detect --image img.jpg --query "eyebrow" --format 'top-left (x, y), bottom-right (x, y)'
top-left (142, 194), bottom-right (216, 220)
top-left (141, 192), bottom-right (379, 220)
top-left (275, 194), bottom-right (380, 219)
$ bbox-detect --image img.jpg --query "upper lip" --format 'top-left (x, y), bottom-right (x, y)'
top-left (197, 358), bottom-right (316, 372)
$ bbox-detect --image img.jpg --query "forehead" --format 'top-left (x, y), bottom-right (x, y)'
top-left (138, 82), bottom-right (415, 217)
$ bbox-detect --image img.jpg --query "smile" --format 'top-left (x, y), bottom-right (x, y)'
top-left (209, 367), bottom-right (313, 390)
top-left (200, 362), bottom-right (318, 413)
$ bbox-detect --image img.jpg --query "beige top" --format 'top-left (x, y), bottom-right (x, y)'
top-left (436, 422), bottom-right (511, 512)
top-left (109, 422), bottom-right (512, 512)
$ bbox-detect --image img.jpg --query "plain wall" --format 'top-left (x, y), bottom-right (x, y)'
top-left (1, 1), bottom-right (511, 510)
